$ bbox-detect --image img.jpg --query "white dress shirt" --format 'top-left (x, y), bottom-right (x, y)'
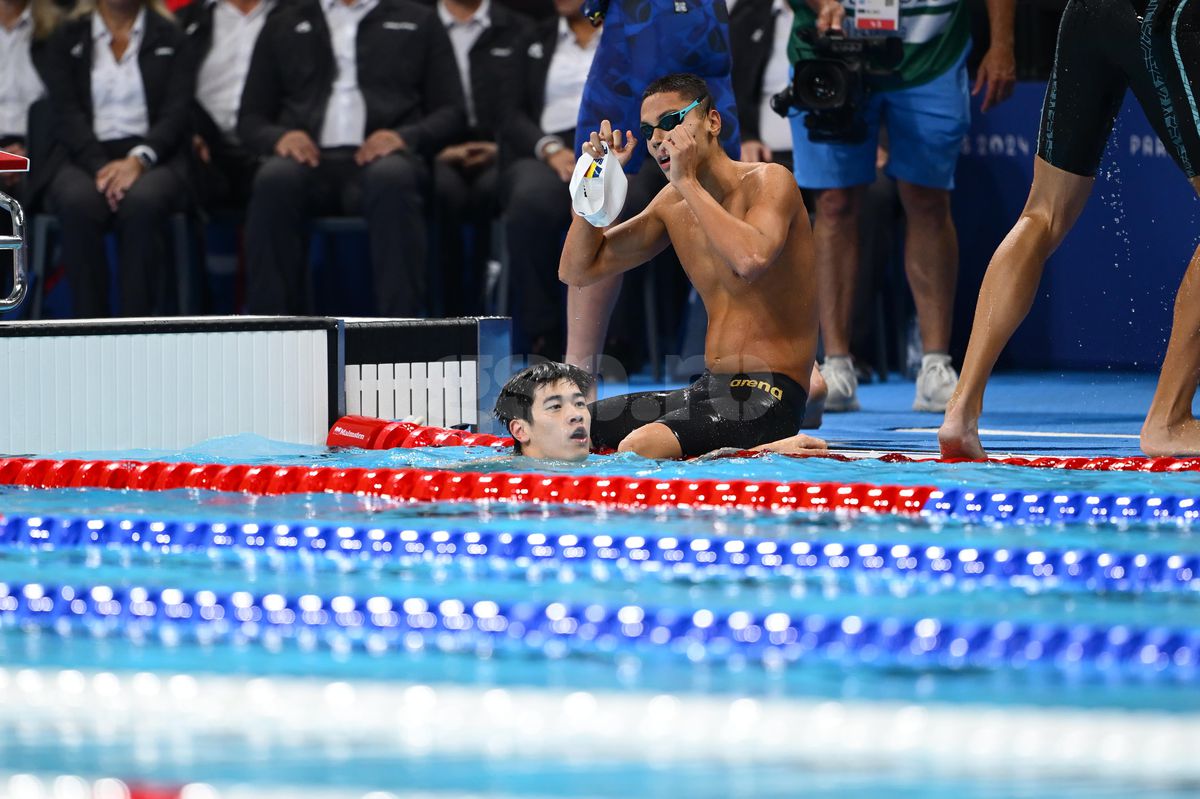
top-left (758, 0), bottom-right (793, 152)
top-left (538, 17), bottom-right (599, 139)
top-left (438, 0), bottom-right (490, 128)
top-left (196, 0), bottom-right (274, 140)
top-left (91, 9), bottom-right (151, 144)
top-left (318, 0), bottom-right (378, 148)
top-left (0, 5), bottom-right (45, 138)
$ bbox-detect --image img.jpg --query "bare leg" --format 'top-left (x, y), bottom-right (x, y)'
top-left (897, 181), bottom-right (957, 354)
top-left (617, 422), bottom-right (683, 459)
top-left (1141, 176), bottom-right (1200, 456)
top-left (814, 187), bottom-right (866, 356)
top-left (564, 275), bottom-right (622, 401)
top-left (938, 158), bottom-right (1093, 458)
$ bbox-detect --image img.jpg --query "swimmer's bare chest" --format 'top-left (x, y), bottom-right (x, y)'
top-left (658, 190), bottom-right (816, 384)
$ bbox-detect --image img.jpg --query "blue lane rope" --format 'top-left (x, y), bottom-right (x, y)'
top-left (2, 515), bottom-right (1198, 593)
top-left (922, 489), bottom-right (1200, 525)
top-left (0, 581), bottom-right (1194, 679)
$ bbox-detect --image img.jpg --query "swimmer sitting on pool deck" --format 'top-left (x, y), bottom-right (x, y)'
top-left (559, 73), bottom-right (822, 459)
top-left (494, 362), bottom-right (827, 463)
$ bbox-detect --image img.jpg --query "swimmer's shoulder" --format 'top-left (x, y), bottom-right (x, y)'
top-left (741, 161), bottom-right (801, 193)
top-left (740, 161), bottom-right (804, 212)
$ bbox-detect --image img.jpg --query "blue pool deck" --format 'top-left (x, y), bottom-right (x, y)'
top-left (601, 371), bottom-right (1169, 457)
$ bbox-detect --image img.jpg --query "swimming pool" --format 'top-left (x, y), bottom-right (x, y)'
top-left (1, 435), bottom-right (1198, 799)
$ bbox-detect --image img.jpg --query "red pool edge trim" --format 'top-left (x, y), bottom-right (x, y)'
top-left (0, 456), bottom-right (936, 514)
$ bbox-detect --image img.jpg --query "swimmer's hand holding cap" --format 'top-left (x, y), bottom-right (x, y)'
top-left (569, 143), bottom-right (628, 228)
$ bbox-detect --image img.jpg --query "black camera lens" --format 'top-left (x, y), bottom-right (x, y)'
top-left (796, 62), bottom-right (848, 110)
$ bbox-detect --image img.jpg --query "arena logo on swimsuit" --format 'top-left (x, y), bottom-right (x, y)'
top-left (730, 379), bottom-right (784, 400)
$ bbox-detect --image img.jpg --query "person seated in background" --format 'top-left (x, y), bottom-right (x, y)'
top-left (177, 0), bottom-right (282, 210)
top-left (39, 0), bottom-right (194, 318)
top-left (237, 0), bottom-right (465, 317)
top-left (498, 0), bottom-right (599, 357)
top-left (560, 73), bottom-right (823, 459)
top-left (728, 0), bottom-right (793, 169)
top-left (431, 0), bottom-right (529, 316)
top-left (0, 0), bottom-right (58, 203)
top-left (495, 361), bottom-right (827, 462)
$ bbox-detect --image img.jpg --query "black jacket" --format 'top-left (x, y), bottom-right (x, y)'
top-left (498, 16), bottom-right (564, 168)
top-left (458, 2), bottom-right (530, 141)
top-left (37, 10), bottom-right (195, 187)
top-left (237, 0), bottom-right (467, 158)
top-left (729, 0), bottom-right (778, 143)
top-left (175, 0), bottom-right (288, 148)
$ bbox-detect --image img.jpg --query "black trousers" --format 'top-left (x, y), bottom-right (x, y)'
top-left (432, 158), bottom-right (497, 316)
top-left (195, 135), bottom-right (258, 211)
top-left (500, 155), bottom-right (572, 349)
top-left (244, 149), bottom-right (429, 316)
top-left (46, 138), bottom-right (187, 318)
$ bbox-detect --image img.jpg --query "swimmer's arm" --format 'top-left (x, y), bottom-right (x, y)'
top-left (675, 167), bottom-right (800, 283)
top-left (558, 200), bottom-right (671, 287)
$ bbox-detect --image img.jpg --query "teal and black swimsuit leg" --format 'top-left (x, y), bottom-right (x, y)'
top-left (574, 0), bottom-right (741, 172)
top-left (1038, 0), bottom-right (1200, 178)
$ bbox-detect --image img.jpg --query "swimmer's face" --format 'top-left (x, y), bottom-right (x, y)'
top-left (640, 91), bottom-right (721, 174)
top-left (509, 378), bottom-right (591, 461)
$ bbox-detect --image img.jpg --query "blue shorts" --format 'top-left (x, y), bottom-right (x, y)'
top-left (576, 0), bottom-right (741, 173)
top-left (789, 48), bottom-right (970, 190)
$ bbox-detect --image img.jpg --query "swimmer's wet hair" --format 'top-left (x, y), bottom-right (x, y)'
top-left (494, 362), bottom-right (594, 454)
top-left (642, 73), bottom-right (712, 107)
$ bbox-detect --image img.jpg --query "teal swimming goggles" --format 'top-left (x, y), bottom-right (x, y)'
top-left (639, 96), bottom-right (707, 141)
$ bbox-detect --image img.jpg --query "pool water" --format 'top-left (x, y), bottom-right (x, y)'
top-left (0, 435), bottom-right (1198, 798)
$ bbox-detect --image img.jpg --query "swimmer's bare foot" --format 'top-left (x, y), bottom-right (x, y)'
top-left (938, 408), bottom-right (987, 460)
top-left (751, 433), bottom-right (828, 455)
top-left (801, 364), bottom-right (826, 429)
top-left (1140, 416), bottom-right (1200, 457)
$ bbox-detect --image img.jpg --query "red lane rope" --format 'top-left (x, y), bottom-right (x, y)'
top-left (0, 456), bottom-right (935, 514)
top-left (327, 415), bottom-right (1200, 473)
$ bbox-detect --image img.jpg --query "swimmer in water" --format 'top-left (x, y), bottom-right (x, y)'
top-left (494, 362), bottom-right (595, 462)
top-left (559, 72), bottom-right (824, 458)
top-left (939, 0), bottom-right (1200, 458)
top-left (493, 362), bottom-right (827, 462)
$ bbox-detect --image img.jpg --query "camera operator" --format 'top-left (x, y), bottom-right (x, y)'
top-left (786, 0), bottom-right (1014, 413)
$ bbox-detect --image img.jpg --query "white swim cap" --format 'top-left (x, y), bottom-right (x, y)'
top-left (569, 145), bottom-right (628, 228)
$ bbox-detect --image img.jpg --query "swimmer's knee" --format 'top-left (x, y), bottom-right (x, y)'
top-left (617, 424), bottom-right (682, 459)
top-left (616, 429), bottom-right (653, 455)
top-left (616, 435), bottom-right (639, 454)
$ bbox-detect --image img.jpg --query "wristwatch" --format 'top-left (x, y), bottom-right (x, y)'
top-left (539, 139), bottom-right (566, 160)
top-left (128, 145), bottom-right (156, 170)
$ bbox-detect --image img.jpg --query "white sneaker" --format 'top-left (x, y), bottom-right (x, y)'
top-left (913, 353), bottom-right (958, 412)
top-left (820, 355), bottom-right (860, 412)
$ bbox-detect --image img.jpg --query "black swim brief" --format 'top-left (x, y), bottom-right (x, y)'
top-left (1038, 0), bottom-right (1200, 178)
top-left (589, 371), bottom-right (808, 458)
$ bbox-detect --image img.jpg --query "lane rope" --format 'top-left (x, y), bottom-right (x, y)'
top-left (1, 581), bottom-right (1194, 678)
top-left (5, 456), bottom-right (1200, 525)
top-left (3, 514), bottom-right (1197, 593)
